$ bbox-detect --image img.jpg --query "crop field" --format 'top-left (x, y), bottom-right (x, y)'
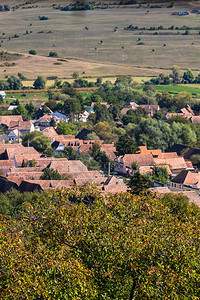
top-left (0, 1), bottom-right (200, 79)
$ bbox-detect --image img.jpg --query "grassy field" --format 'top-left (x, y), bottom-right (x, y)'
top-left (152, 85), bottom-right (200, 96)
top-left (5, 92), bottom-right (49, 103)
top-left (0, 1), bottom-right (200, 79)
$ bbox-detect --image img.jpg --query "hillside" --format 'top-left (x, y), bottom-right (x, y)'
top-left (0, 1), bottom-right (199, 78)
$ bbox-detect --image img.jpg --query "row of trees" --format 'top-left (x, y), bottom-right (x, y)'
top-left (147, 66), bottom-right (200, 85)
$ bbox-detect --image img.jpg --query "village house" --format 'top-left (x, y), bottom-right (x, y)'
top-left (114, 146), bottom-right (193, 176)
top-left (51, 111), bottom-right (67, 122)
top-left (34, 114), bottom-right (59, 130)
top-left (8, 120), bottom-right (35, 136)
top-left (170, 170), bottom-right (200, 191)
top-left (0, 115), bottom-right (23, 128)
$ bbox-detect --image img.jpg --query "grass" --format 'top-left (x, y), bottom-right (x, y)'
top-left (151, 85), bottom-right (200, 96)
top-left (0, 2), bottom-right (199, 79)
top-left (5, 92), bottom-right (49, 103)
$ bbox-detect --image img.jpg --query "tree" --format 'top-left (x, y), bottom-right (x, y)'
top-left (172, 65), bottom-right (181, 84)
top-left (156, 91), bottom-right (174, 109)
top-left (13, 103), bottom-right (28, 119)
top-left (93, 122), bottom-right (117, 143)
top-left (90, 141), bottom-right (101, 157)
top-left (93, 103), bottom-right (112, 123)
top-left (33, 76), bottom-right (47, 89)
top-left (116, 134), bottom-right (138, 155)
top-left (22, 131), bottom-right (51, 153)
top-left (50, 117), bottom-right (57, 128)
top-left (128, 171), bottom-right (150, 194)
top-left (7, 75), bottom-right (23, 90)
top-left (29, 49), bottom-right (37, 55)
top-left (183, 69), bottom-right (194, 83)
top-left (96, 77), bottom-right (102, 87)
top-left (56, 121), bottom-right (72, 135)
top-left (190, 154), bottom-right (200, 167)
top-left (40, 168), bottom-right (61, 180)
top-left (25, 102), bottom-right (35, 117)
top-left (1, 187), bottom-right (200, 299)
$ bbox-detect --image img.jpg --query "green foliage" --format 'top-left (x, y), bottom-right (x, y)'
top-left (1, 187), bottom-right (200, 298)
top-left (13, 103), bottom-right (28, 119)
top-left (33, 76), bottom-right (47, 89)
top-left (49, 51), bottom-right (58, 57)
top-left (116, 134), bottom-right (138, 155)
top-left (40, 168), bottom-right (61, 180)
top-left (93, 122), bottom-right (117, 143)
top-left (190, 154), bottom-right (200, 167)
top-left (7, 75), bottom-right (23, 90)
top-left (56, 121), bottom-right (72, 135)
top-left (128, 171), bottom-right (150, 194)
top-left (29, 49), bottom-right (37, 55)
top-left (22, 131), bottom-right (51, 153)
top-left (93, 103), bottom-right (112, 124)
top-left (122, 107), bottom-right (147, 125)
top-left (183, 69), bottom-right (194, 83)
top-left (133, 118), bottom-right (197, 151)
top-left (38, 15), bottom-right (49, 20)
top-left (147, 166), bottom-right (169, 184)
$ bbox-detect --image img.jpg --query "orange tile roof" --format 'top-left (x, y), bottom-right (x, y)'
top-left (14, 154), bottom-right (41, 166)
top-left (161, 152), bottom-right (178, 159)
top-left (0, 115), bottom-right (23, 127)
top-left (8, 121), bottom-right (33, 131)
top-left (6, 146), bottom-right (39, 160)
top-left (49, 160), bottom-right (88, 173)
top-left (154, 157), bottom-right (187, 171)
top-left (171, 170), bottom-right (200, 185)
top-left (139, 146), bottom-right (162, 158)
top-left (190, 116), bottom-right (200, 124)
top-left (122, 153), bottom-right (155, 168)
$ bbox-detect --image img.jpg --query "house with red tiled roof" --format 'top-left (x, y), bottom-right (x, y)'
top-left (114, 146), bottom-right (192, 176)
top-left (101, 176), bottom-right (127, 193)
top-left (114, 153), bottom-right (155, 176)
top-left (170, 170), bottom-right (200, 191)
top-left (49, 160), bottom-right (88, 174)
top-left (190, 116), bottom-right (200, 124)
top-left (0, 115), bottom-right (23, 127)
top-left (34, 114), bottom-right (60, 130)
top-left (8, 121), bottom-right (34, 135)
top-left (42, 127), bottom-right (58, 141)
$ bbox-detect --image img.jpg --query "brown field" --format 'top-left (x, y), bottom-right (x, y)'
top-left (0, 1), bottom-right (200, 79)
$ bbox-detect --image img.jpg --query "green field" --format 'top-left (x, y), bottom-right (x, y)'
top-left (152, 85), bottom-right (200, 96)
top-left (0, 1), bottom-right (200, 80)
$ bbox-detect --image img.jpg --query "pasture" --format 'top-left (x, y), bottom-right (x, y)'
top-left (152, 85), bottom-right (200, 96)
top-left (0, 1), bottom-right (200, 79)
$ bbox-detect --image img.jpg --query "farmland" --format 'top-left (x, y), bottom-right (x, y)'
top-left (0, 1), bottom-right (200, 80)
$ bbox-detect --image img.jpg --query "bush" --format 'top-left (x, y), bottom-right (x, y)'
top-left (29, 49), bottom-right (37, 55)
top-left (38, 16), bottom-right (48, 20)
top-left (49, 51), bottom-right (58, 58)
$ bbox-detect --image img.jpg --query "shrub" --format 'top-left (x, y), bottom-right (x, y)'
top-left (49, 51), bottom-right (58, 58)
top-left (29, 49), bottom-right (37, 55)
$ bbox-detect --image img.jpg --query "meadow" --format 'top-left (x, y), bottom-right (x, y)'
top-left (0, 1), bottom-right (200, 80)
top-left (151, 85), bottom-right (200, 96)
